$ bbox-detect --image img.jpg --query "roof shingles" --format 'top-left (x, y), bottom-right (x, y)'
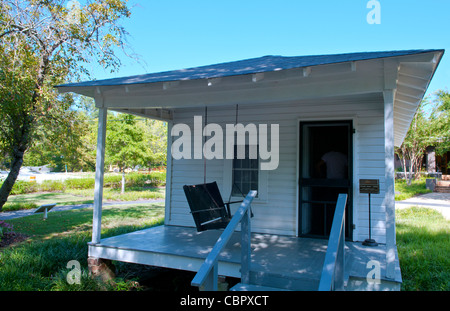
top-left (56, 49), bottom-right (441, 88)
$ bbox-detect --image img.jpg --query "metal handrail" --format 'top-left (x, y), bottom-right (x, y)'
top-left (191, 190), bottom-right (257, 290)
top-left (318, 193), bottom-right (348, 291)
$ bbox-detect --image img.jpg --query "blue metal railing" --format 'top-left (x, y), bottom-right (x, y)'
top-left (191, 190), bottom-right (257, 291)
top-left (318, 193), bottom-right (348, 291)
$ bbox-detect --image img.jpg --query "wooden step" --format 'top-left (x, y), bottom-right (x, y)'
top-left (247, 270), bottom-right (319, 291)
top-left (435, 186), bottom-right (450, 193)
top-left (230, 283), bottom-right (290, 291)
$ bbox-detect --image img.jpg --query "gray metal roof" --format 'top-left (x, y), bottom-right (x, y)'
top-left (56, 49), bottom-right (443, 88)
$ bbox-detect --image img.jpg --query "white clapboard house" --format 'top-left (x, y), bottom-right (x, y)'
top-left (57, 49), bottom-right (444, 291)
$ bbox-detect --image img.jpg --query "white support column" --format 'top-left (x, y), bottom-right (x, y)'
top-left (383, 90), bottom-right (396, 279)
top-left (164, 121), bottom-right (173, 224)
top-left (92, 107), bottom-right (108, 244)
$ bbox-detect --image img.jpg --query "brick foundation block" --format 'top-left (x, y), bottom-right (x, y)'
top-left (88, 257), bottom-right (116, 282)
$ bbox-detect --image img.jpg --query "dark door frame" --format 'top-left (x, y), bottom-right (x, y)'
top-left (298, 120), bottom-right (354, 240)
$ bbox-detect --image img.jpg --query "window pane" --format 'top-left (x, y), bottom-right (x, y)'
top-left (251, 182), bottom-right (258, 191)
top-left (243, 157), bottom-right (250, 170)
top-left (233, 170), bottom-right (241, 184)
top-left (232, 144), bottom-right (259, 197)
top-left (243, 171), bottom-right (250, 183)
top-left (241, 183), bottom-right (250, 194)
top-left (251, 170), bottom-right (258, 182)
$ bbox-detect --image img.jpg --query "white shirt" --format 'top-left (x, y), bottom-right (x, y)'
top-left (321, 151), bottom-right (348, 179)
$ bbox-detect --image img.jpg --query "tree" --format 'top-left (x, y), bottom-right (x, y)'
top-left (396, 100), bottom-right (434, 184)
top-left (0, 0), bottom-right (131, 210)
top-left (141, 119), bottom-right (167, 166)
top-left (23, 99), bottom-right (96, 172)
top-left (396, 90), bottom-right (450, 184)
top-left (429, 90), bottom-right (450, 159)
top-left (105, 114), bottom-right (150, 194)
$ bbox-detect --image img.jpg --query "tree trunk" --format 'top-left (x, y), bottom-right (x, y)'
top-left (406, 150), bottom-right (414, 186)
top-left (399, 145), bottom-right (410, 184)
top-left (0, 108), bottom-right (33, 211)
top-left (121, 170), bottom-right (125, 194)
top-left (0, 149), bottom-right (26, 211)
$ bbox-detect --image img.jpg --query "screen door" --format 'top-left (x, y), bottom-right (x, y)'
top-left (299, 121), bottom-right (353, 239)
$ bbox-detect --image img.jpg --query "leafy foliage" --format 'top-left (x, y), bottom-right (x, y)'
top-left (106, 114), bottom-right (149, 172)
top-left (396, 89), bottom-right (450, 183)
top-left (0, 0), bottom-right (132, 210)
top-left (428, 90), bottom-right (450, 158)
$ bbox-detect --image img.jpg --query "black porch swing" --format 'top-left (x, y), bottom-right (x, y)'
top-left (183, 105), bottom-right (252, 232)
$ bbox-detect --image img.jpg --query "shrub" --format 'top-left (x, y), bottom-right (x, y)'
top-left (64, 178), bottom-right (95, 190)
top-left (7, 180), bottom-right (38, 195)
top-left (0, 171), bottom-right (166, 197)
top-left (104, 174), bottom-right (122, 189)
top-left (2, 202), bottom-right (38, 212)
top-left (39, 180), bottom-right (66, 192)
top-left (104, 172), bottom-right (166, 190)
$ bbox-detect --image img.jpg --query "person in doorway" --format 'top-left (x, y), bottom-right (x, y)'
top-left (317, 148), bottom-right (348, 179)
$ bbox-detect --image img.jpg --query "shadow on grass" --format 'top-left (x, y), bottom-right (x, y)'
top-left (6, 192), bottom-right (94, 206)
top-left (8, 203), bottom-right (165, 242)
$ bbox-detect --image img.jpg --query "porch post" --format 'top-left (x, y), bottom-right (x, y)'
top-left (383, 90), bottom-right (396, 279)
top-left (164, 121), bottom-right (173, 224)
top-left (241, 207), bottom-right (251, 284)
top-left (92, 107), bottom-right (108, 244)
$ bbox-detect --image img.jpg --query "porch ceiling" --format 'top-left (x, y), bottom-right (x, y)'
top-left (393, 60), bottom-right (442, 146)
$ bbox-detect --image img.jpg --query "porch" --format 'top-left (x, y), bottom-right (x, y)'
top-left (88, 224), bottom-right (402, 291)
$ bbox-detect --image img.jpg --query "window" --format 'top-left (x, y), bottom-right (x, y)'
top-left (232, 145), bottom-right (259, 196)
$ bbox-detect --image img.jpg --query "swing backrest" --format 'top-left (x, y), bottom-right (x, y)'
top-left (183, 182), bottom-right (231, 232)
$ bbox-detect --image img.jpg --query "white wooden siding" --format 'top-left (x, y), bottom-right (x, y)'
top-left (166, 93), bottom-right (389, 242)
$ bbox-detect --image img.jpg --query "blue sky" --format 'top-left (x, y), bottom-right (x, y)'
top-left (89, 0), bottom-right (450, 98)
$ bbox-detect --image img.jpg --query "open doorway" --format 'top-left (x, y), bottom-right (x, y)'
top-left (298, 121), bottom-right (353, 239)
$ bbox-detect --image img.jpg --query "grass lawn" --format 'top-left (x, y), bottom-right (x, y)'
top-left (395, 178), bottom-right (432, 201)
top-left (396, 207), bottom-right (450, 291)
top-left (2, 187), bottom-right (165, 212)
top-left (0, 175), bottom-right (448, 291)
top-left (66, 187), bottom-right (165, 202)
top-left (7, 203), bottom-right (165, 242)
top-left (0, 203), bottom-right (165, 291)
top-left (4, 192), bottom-right (94, 210)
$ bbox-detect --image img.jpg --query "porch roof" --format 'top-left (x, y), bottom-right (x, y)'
top-left (56, 49), bottom-right (441, 89)
top-left (56, 49), bottom-right (444, 146)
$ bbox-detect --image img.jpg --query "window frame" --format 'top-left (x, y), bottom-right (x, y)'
top-left (223, 144), bottom-right (268, 203)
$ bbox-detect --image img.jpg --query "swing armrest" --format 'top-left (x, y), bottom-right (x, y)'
top-left (224, 200), bottom-right (243, 216)
top-left (224, 200), bottom-right (254, 218)
top-left (226, 200), bottom-right (244, 205)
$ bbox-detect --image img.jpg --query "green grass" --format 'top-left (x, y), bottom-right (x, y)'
top-left (3, 192), bottom-right (94, 212)
top-left (396, 207), bottom-right (450, 291)
top-left (0, 203), bottom-right (165, 291)
top-left (66, 187), bottom-right (165, 202)
top-left (2, 186), bottom-right (165, 213)
top-left (7, 203), bottom-right (165, 242)
top-left (395, 178), bottom-right (432, 201)
top-left (0, 172), bottom-right (166, 195)
top-left (1, 171), bottom-right (166, 213)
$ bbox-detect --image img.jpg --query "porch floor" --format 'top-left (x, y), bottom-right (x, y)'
top-left (88, 225), bottom-right (402, 290)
